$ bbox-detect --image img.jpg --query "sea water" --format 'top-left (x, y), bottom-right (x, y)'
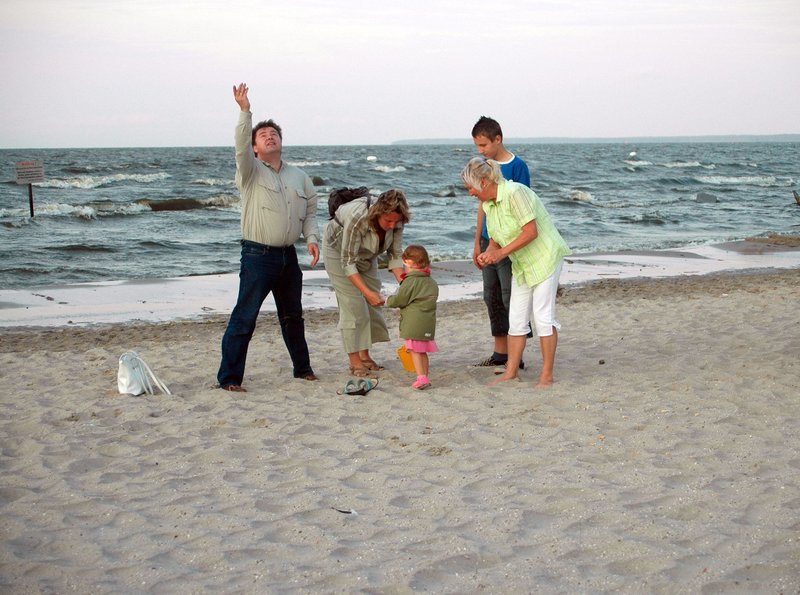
top-left (1, 142), bottom-right (797, 289)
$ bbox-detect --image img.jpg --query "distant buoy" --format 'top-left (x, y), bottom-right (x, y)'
top-left (366, 155), bottom-right (377, 161)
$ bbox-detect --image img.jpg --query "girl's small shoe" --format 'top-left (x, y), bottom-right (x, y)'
top-left (412, 376), bottom-right (431, 390)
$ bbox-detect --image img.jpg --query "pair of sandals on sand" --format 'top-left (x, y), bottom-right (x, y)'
top-left (340, 358), bottom-right (383, 395)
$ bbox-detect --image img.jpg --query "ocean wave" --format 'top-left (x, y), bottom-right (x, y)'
top-left (0, 215), bottom-right (36, 226)
top-left (438, 229), bottom-right (474, 242)
top-left (569, 190), bottom-right (594, 203)
top-left (0, 208), bottom-right (28, 219)
top-left (286, 159), bottom-right (349, 167)
top-left (0, 195), bottom-right (238, 221)
top-left (564, 190), bottom-right (629, 209)
top-left (24, 203), bottom-right (101, 220)
top-left (618, 213), bottom-right (668, 226)
top-left (63, 165), bottom-right (102, 174)
top-left (47, 243), bottom-right (115, 253)
top-left (662, 161), bottom-right (715, 169)
top-left (372, 165), bottom-right (407, 173)
top-left (432, 185), bottom-right (457, 198)
top-left (191, 178), bottom-right (235, 187)
top-left (694, 175), bottom-right (791, 187)
top-left (203, 194), bottom-right (240, 208)
top-left (37, 172), bottom-right (171, 189)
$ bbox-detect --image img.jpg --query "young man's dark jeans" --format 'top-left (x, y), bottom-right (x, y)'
top-left (481, 236), bottom-right (513, 337)
top-left (217, 241), bottom-right (314, 388)
top-left (480, 237), bottom-right (533, 361)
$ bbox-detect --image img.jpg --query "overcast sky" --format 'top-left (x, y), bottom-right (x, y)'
top-left (1, 0), bottom-right (798, 148)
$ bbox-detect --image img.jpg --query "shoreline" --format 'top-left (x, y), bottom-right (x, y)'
top-left (1, 266), bottom-right (797, 351)
top-left (1, 237), bottom-right (799, 329)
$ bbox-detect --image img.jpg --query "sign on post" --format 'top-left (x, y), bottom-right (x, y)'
top-left (15, 160), bottom-right (44, 184)
top-left (15, 160), bottom-right (44, 217)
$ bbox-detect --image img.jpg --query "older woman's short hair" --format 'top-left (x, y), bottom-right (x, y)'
top-left (461, 157), bottom-right (504, 190)
top-left (369, 188), bottom-right (411, 226)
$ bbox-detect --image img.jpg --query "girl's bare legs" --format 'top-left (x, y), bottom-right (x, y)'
top-left (410, 351), bottom-right (431, 389)
top-left (410, 351), bottom-right (429, 377)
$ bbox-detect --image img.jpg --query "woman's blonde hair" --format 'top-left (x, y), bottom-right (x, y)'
top-left (461, 157), bottom-right (503, 190)
top-left (368, 188), bottom-right (411, 227)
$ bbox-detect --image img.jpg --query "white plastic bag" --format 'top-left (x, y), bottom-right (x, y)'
top-left (117, 351), bottom-right (171, 396)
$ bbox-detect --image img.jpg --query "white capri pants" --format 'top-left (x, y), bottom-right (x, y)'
top-left (508, 260), bottom-right (563, 337)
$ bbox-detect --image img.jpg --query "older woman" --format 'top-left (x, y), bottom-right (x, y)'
top-left (462, 157), bottom-right (571, 388)
top-left (323, 188), bottom-right (411, 376)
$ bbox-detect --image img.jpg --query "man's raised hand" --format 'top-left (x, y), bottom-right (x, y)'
top-left (233, 83), bottom-right (250, 112)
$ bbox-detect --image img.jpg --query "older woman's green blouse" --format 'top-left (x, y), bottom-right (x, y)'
top-left (483, 180), bottom-right (571, 287)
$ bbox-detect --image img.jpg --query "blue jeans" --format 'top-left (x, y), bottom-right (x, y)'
top-left (217, 241), bottom-right (314, 387)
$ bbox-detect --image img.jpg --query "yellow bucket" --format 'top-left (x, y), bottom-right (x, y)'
top-left (396, 345), bottom-right (416, 373)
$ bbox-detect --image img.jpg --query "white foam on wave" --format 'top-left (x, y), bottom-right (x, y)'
top-left (0, 208), bottom-right (33, 219)
top-left (695, 174), bottom-right (788, 187)
top-left (662, 161), bottom-right (715, 169)
top-left (117, 203), bottom-right (151, 215)
top-left (286, 159), bottom-right (349, 167)
top-left (372, 165), bottom-right (407, 173)
top-left (568, 190), bottom-right (629, 208)
top-left (3, 201), bottom-right (154, 220)
top-left (34, 203), bottom-right (99, 219)
top-left (203, 194), bottom-right (239, 208)
top-left (37, 172), bottom-right (171, 189)
top-left (191, 178), bottom-right (235, 187)
top-left (569, 190), bottom-right (594, 203)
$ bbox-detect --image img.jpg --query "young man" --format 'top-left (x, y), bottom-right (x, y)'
top-left (471, 116), bottom-right (532, 369)
top-left (217, 83), bottom-right (320, 392)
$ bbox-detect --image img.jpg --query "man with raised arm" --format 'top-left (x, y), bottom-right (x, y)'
top-left (217, 83), bottom-right (320, 392)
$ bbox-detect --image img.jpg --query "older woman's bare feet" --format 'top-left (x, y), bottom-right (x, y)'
top-left (535, 375), bottom-right (554, 389)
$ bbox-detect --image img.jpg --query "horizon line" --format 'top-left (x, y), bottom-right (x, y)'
top-left (1, 133), bottom-right (799, 151)
top-left (393, 133), bottom-right (800, 145)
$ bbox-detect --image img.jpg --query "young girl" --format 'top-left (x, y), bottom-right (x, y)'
top-left (385, 245), bottom-right (439, 390)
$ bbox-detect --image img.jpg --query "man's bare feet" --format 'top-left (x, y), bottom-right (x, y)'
top-left (535, 375), bottom-right (554, 389)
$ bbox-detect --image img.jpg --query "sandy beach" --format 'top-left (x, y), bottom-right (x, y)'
top-left (1, 244), bottom-right (799, 592)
